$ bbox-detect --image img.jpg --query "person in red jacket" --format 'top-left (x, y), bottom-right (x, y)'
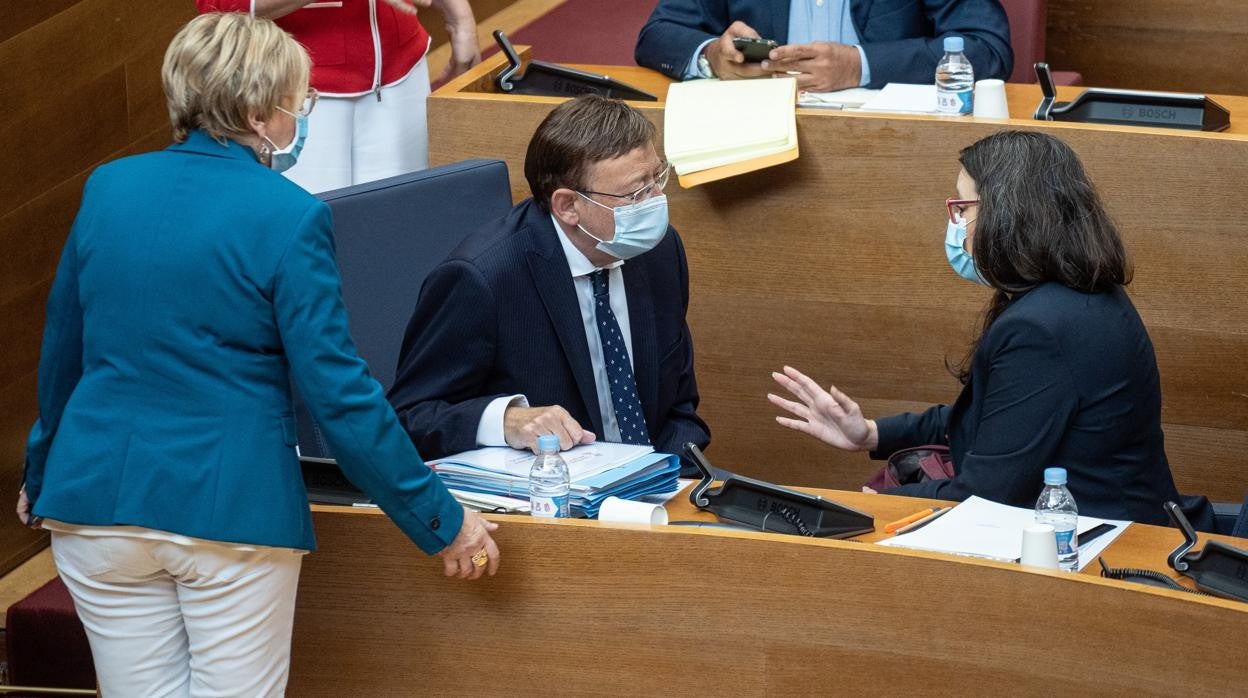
top-left (197, 0), bottom-right (480, 193)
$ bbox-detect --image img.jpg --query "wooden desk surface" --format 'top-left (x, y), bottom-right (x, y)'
top-left (439, 57), bottom-right (1248, 138)
top-left (429, 54), bottom-right (1248, 504)
top-left (290, 497), bottom-right (1248, 695)
top-left (660, 484), bottom-right (1236, 587)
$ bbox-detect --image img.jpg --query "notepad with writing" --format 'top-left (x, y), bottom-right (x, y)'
top-left (663, 77), bottom-right (799, 187)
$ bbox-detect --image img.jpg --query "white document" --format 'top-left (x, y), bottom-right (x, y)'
top-left (799, 87), bottom-right (879, 109)
top-left (449, 488), bottom-right (530, 514)
top-left (859, 83), bottom-right (940, 114)
top-left (664, 77), bottom-right (798, 175)
top-left (429, 442), bottom-right (654, 481)
top-left (633, 478), bottom-right (697, 505)
top-left (877, 496), bottom-right (1130, 571)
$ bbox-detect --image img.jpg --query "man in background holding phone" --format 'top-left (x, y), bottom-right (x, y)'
top-left (635, 0), bottom-right (1013, 92)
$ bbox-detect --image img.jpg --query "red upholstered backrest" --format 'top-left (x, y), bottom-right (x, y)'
top-left (999, 0), bottom-right (1048, 83)
top-left (5, 576), bottom-right (97, 688)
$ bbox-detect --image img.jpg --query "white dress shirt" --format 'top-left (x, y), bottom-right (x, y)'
top-left (474, 216), bottom-right (633, 446)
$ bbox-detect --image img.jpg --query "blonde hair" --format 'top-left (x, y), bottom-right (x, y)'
top-left (162, 13), bottom-right (310, 144)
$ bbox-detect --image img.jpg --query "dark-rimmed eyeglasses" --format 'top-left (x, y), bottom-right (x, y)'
top-left (579, 162), bottom-right (671, 206)
top-left (946, 197), bottom-right (979, 224)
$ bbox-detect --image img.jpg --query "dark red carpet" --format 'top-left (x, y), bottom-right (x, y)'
top-left (495, 0), bottom-right (657, 66)
top-left (5, 577), bottom-right (96, 689)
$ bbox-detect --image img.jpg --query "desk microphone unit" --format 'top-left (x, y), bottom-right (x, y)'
top-left (298, 451), bottom-right (371, 506)
top-left (492, 30), bottom-right (657, 102)
top-left (685, 444), bottom-right (874, 538)
top-left (1032, 63), bottom-right (1230, 132)
top-left (1165, 501), bottom-right (1248, 603)
top-left (294, 402), bottom-right (372, 506)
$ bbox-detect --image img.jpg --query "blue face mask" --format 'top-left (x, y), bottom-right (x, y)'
top-left (945, 217), bottom-right (990, 286)
top-left (576, 193), bottom-right (670, 260)
top-left (264, 110), bottom-right (307, 174)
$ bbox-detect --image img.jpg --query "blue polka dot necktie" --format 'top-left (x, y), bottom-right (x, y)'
top-left (589, 269), bottom-right (650, 445)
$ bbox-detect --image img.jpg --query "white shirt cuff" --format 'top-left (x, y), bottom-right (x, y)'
top-left (475, 394), bottom-right (528, 447)
top-left (855, 44), bottom-right (871, 87)
top-left (685, 38), bottom-right (717, 79)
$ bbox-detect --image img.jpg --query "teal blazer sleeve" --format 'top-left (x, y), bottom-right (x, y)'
top-left (271, 202), bottom-right (464, 554)
top-left (23, 192), bottom-right (89, 505)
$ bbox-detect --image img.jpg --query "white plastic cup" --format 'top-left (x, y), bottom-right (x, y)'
top-left (597, 496), bottom-right (669, 525)
top-left (1020, 523), bottom-right (1059, 569)
top-left (972, 79), bottom-right (1010, 119)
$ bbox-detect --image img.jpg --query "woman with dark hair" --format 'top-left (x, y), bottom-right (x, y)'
top-left (769, 130), bottom-right (1211, 528)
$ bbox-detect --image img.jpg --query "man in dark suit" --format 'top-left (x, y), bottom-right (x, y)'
top-left (388, 95), bottom-right (710, 473)
top-left (635, 0), bottom-right (1013, 91)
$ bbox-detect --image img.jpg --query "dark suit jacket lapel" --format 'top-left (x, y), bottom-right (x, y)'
top-left (522, 207), bottom-right (605, 437)
top-left (770, 0), bottom-right (792, 44)
top-left (623, 262), bottom-right (659, 431)
top-left (849, 0), bottom-right (869, 39)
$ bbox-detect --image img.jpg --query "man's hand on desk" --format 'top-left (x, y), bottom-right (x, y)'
top-left (761, 42), bottom-right (862, 92)
top-left (704, 21), bottom-right (769, 80)
top-left (504, 405), bottom-right (596, 454)
top-left (768, 365), bottom-right (879, 451)
top-left (437, 506), bottom-right (500, 580)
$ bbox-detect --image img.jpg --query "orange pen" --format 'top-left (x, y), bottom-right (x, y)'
top-left (894, 506), bottom-right (951, 534)
top-left (884, 507), bottom-right (941, 533)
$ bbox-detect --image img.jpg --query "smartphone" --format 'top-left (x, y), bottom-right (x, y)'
top-left (732, 36), bottom-right (778, 62)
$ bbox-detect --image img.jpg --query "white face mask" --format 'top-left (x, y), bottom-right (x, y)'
top-left (576, 193), bottom-right (670, 260)
top-left (945, 216), bottom-right (989, 286)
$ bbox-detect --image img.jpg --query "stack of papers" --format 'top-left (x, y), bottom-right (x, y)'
top-left (428, 443), bottom-right (681, 518)
top-left (798, 87), bottom-right (879, 109)
top-left (859, 83), bottom-right (940, 114)
top-left (663, 77), bottom-right (799, 186)
top-left (449, 489), bottom-right (530, 514)
top-left (878, 496), bottom-right (1130, 571)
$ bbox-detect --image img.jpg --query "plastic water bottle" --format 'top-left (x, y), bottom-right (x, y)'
top-left (529, 434), bottom-right (570, 518)
top-left (1035, 467), bottom-right (1079, 571)
top-left (935, 36), bottom-right (974, 115)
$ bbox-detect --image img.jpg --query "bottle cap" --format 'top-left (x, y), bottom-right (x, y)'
top-left (537, 434), bottom-right (560, 453)
top-left (943, 36), bottom-right (964, 53)
top-left (1043, 467), bottom-right (1067, 485)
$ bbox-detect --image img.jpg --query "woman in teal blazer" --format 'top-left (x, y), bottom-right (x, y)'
top-left (16, 13), bottom-right (498, 694)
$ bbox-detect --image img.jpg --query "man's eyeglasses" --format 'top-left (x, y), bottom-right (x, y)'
top-left (278, 89), bottom-right (319, 119)
top-left (946, 198), bottom-right (979, 223)
top-left (580, 162), bottom-right (671, 205)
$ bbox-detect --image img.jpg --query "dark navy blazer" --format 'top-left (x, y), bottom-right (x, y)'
top-left (635, 0), bottom-right (1013, 88)
top-left (24, 131), bottom-right (462, 552)
top-left (388, 198), bottom-right (711, 472)
top-left (873, 283), bottom-right (1213, 529)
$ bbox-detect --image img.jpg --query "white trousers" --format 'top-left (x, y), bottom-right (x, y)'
top-left (51, 532), bottom-right (303, 698)
top-left (285, 57), bottom-right (433, 194)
